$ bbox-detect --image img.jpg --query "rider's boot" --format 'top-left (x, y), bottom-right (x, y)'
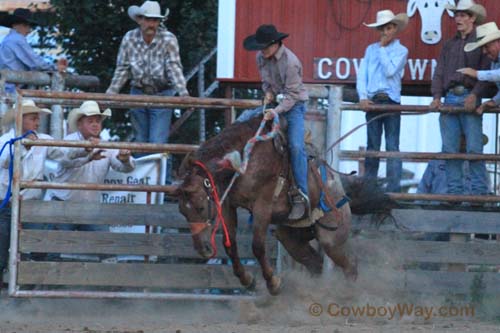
top-left (288, 189), bottom-right (310, 221)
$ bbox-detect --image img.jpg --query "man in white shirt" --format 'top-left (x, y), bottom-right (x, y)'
top-left (46, 101), bottom-right (135, 203)
top-left (45, 101), bottom-right (135, 231)
top-left (0, 99), bottom-right (61, 278)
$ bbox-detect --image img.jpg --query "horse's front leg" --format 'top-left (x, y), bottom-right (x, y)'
top-left (223, 206), bottom-right (255, 290)
top-left (252, 199), bottom-right (281, 295)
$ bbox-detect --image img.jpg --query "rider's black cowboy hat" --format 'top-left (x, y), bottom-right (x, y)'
top-left (243, 24), bottom-right (289, 51)
top-left (0, 8), bottom-right (39, 28)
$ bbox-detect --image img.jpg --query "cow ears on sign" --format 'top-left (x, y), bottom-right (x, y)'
top-left (407, 0), bottom-right (455, 18)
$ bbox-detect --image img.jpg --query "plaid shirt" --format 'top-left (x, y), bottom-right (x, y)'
top-left (107, 27), bottom-right (188, 96)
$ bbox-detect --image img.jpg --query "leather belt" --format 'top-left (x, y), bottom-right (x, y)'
top-left (372, 93), bottom-right (391, 102)
top-left (133, 84), bottom-right (171, 95)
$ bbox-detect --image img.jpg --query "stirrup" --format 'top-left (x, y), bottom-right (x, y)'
top-left (288, 189), bottom-right (310, 221)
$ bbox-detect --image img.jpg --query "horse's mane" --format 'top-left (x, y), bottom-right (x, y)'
top-left (194, 116), bottom-right (262, 162)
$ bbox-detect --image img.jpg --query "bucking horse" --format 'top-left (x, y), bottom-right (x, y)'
top-left (168, 113), bottom-right (392, 295)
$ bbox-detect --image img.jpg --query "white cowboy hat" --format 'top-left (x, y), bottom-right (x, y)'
top-left (445, 0), bottom-right (486, 24)
top-left (364, 10), bottom-right (409, 31)
top-left (464, 22), bottom-right (500, 52)
top-left (67, 101), bottom-right (111, 133)
top-left (2, 99), bottom-right (51, 127)
top-left (128, 1), bottom-right (169, 23)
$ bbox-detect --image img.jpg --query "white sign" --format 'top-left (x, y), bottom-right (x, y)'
top-left (407, 0), bottom-right (455, 45)
top-left (101, 155), bottom-right (164, 205)
top-left (314, 57), bottom-right (438, 81)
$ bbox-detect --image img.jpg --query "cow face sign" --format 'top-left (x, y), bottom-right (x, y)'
top-left (407, 0), bottom-right (456, 44)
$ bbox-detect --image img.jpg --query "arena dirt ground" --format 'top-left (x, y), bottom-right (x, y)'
top-left (1, 268), bottom-right (499, 333)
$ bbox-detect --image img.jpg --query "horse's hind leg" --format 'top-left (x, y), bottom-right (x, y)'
top-left (315, 222), bottom-right (358, 281)
top-left (275, 225), bottom-right (323, 275)
top-left (223, 207), bottom-right (255, 289)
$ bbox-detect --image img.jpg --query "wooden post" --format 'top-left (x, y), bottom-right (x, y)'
top-left (50, 72), bottom-right (65, 139)
top-left (447, 233), bottom-right (467, 272)
top-left (358, 146), bottom-right (366, 176)
top-left (324, 85), bottom-right (343, 275)
top-left (224, 85), bottom-right (234, 126)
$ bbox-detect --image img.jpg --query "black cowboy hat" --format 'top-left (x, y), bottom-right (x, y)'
top-left (243, 24), bottom-right (289, 51)
top-left (0, 8), bottom-right (39, 28)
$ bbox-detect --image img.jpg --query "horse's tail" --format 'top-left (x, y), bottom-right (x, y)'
top-left (339, 175), bottom-right (397, 217)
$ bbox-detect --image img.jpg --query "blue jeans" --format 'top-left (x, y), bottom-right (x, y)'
top-left (364, 98), bottom-right (402, 192)
top-left (236, 103), bottom-right (309, 195)
top-left (440, 91), bottom-right (487, 195)
top-left (130, 87), bottom-right (175, 144)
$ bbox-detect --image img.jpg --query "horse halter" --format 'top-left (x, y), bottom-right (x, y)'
top-left (186, 177), bottom-right (215, 235)
top-left (186, 160), bottom-right (231, 255)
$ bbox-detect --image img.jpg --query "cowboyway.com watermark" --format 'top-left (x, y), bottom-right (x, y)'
top-left (308, 303), bottom-right (475, 320)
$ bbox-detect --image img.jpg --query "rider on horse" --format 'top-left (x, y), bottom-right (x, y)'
top-left (237, 24), bottom-right (310, 221)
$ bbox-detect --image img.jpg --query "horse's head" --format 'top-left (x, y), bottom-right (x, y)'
top-left (177, 161), bottom-right (218, 259)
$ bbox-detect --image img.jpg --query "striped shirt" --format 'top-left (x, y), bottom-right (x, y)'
top-left (107, 27), bottom-right (188, 96)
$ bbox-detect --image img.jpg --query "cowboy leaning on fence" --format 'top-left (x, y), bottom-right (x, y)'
top-left (460, 21), bottom-right (500, 114)
top-left (356, 9), bottom-right (409, 193)
top-left (106, 1), bottom-right (189, 146)
top-left (0, 8), bottom-right (67, 94)
top-left (0, 99), bottom-right (63, 284)
top-left (430, 0), bottom-right (493, 197)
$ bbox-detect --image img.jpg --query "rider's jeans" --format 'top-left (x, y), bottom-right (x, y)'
top-left (236, 102), bottom-right (309, 195)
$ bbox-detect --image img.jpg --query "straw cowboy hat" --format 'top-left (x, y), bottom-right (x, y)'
top-left (0, 8), bottom-right (39, 28)
top-left (364, 10), bottom-right (409, 31)
top-left (445, 0), bottom-right (486, 24)
top-left (67, 101), bottom-right (111, 133)
top-left (128, 1), bottom-right (169, 23)
top-left (464, 22), bottom-right (500, 52)
top-left (243, 24), bottom-right (289, 51)
top-left (2, 99), bottom-right (51, 127)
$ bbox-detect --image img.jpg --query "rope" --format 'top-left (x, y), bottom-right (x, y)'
top-left (219, 110), bottom-right (281, 204)
top-left (0, 130), bottom-right (34, 209)
top-left (326, 111), bottom-right (429, 165)
top-left (235, 110), bottom-right (280, 174)
top-left (193, 160), bottom-right (231, 258)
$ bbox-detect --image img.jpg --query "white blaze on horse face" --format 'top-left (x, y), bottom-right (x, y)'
top-left (407, 0), bottom-right (455, 45)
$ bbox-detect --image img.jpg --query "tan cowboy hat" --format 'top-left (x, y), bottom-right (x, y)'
top-left (2, 99), bottom-right (51, 127)
top-left (128, 1), bottom-right (169, 23)
top-left (67, 101), bottom-right (111, 133)
top-left (364, 10), bottom-right (409, 31)
top-left (464, 22), bottom-right (500, 52)
top-left (445, 0), bottom-right (486, 24)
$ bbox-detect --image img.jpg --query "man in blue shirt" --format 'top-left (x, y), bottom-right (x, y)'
top-left (0, 8), bottom-right (67, 93)
top-left (460, 22), bottom-right (500, 113)
top-left (356, 9), bottom-right (409, 193)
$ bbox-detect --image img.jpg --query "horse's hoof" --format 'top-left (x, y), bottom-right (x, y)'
top-left (243, 275), bottom-right (256, 291)
top-left (267, 276), bottom-right (282, 296)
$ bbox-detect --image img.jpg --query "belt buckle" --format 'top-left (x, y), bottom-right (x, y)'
top-left (374, 93), bottom-right (389, 101)
top-left (451, 85), bottom-right (465, 96)
top-left (143, 85), bottom-right (156, 95)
